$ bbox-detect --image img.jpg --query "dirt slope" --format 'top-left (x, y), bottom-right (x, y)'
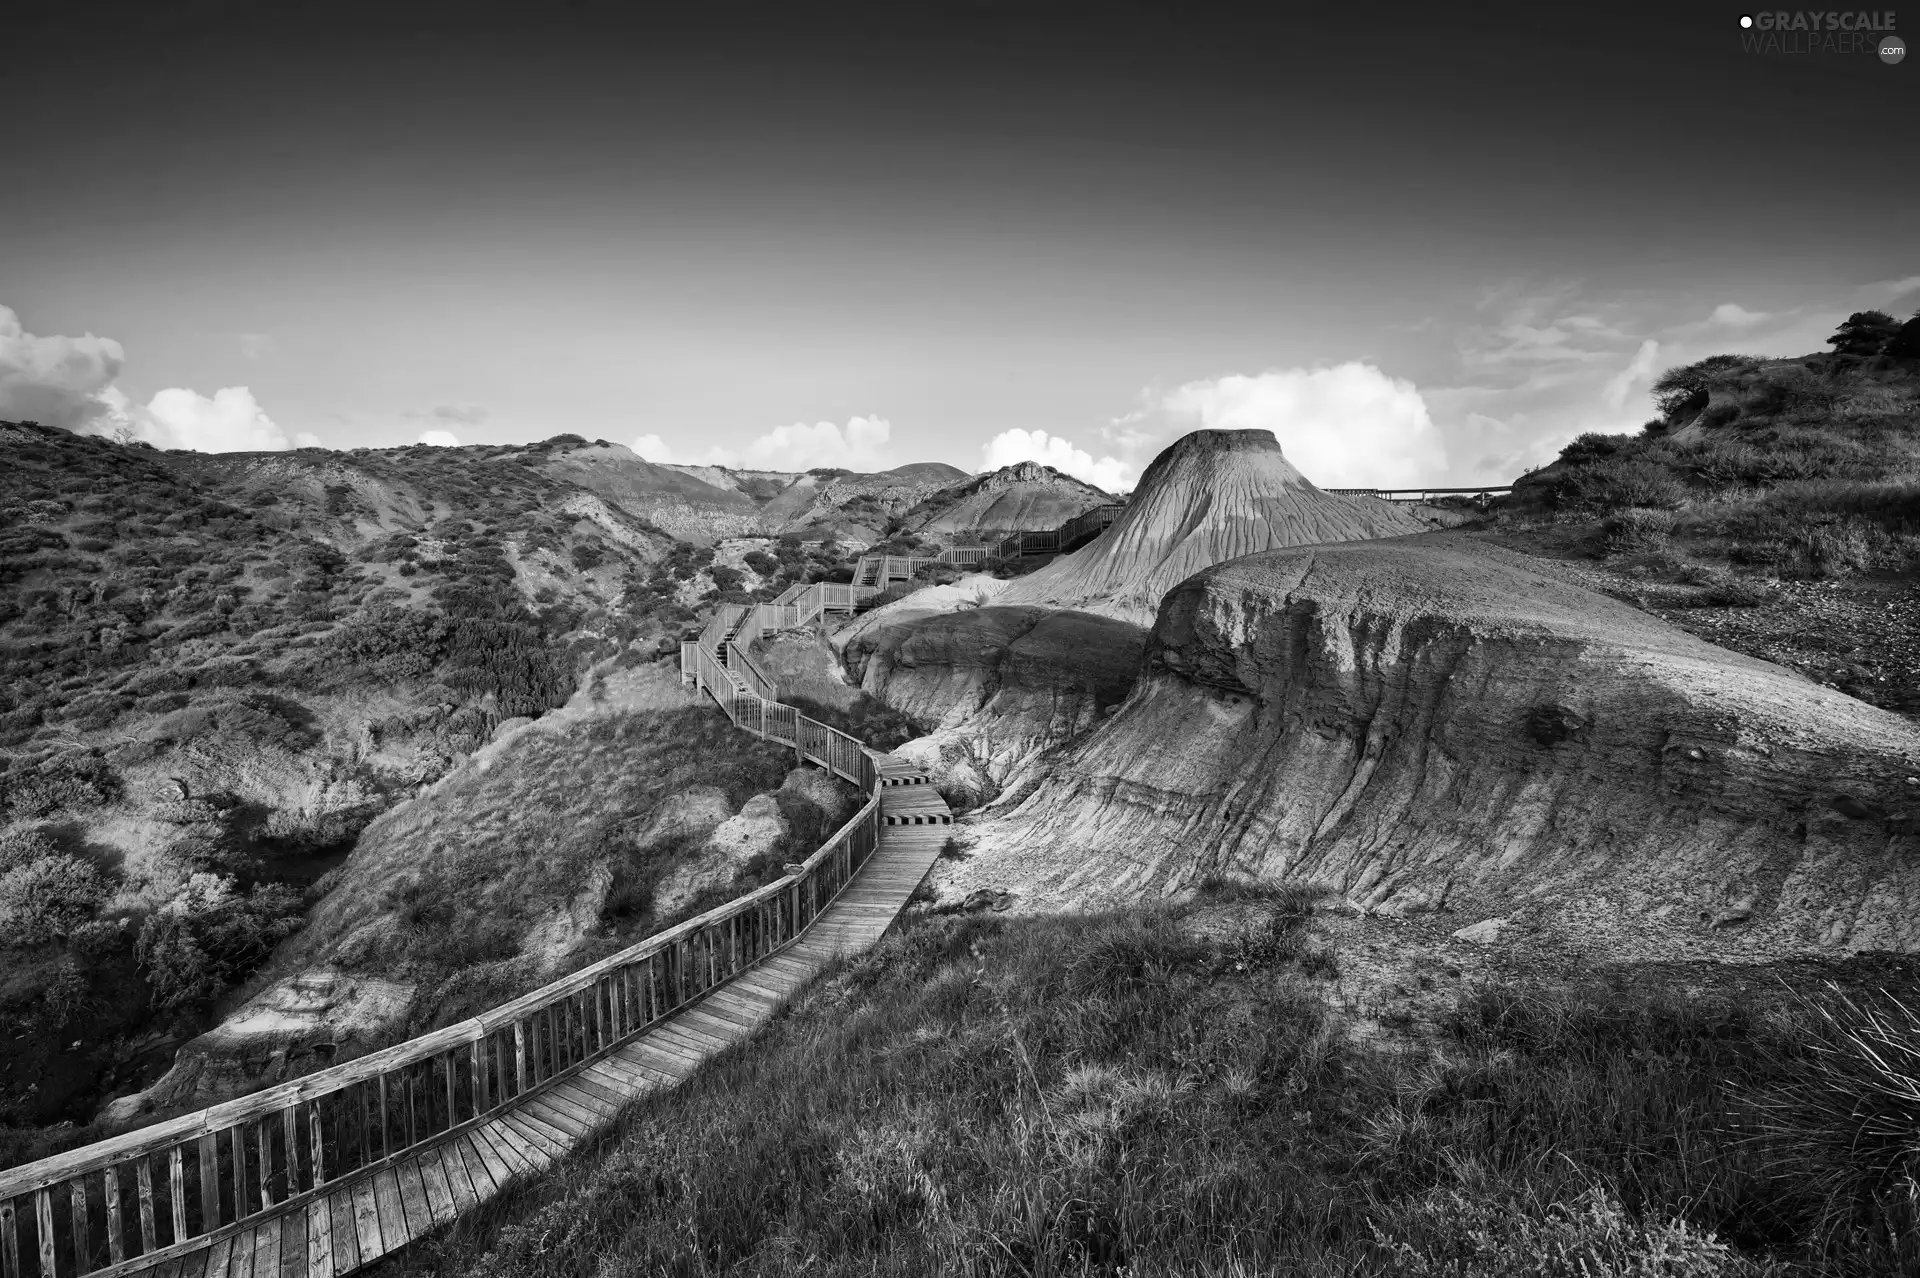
top-left (941, 534), bottom-right (1920, 959)
top-left (997, 429), bottom-right (1422, 622)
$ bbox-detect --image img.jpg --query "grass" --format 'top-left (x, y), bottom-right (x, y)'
top-left (363, 892), bottom-right (1920, 1277)
top-left (1511, 355), bottom-right (1920, 579)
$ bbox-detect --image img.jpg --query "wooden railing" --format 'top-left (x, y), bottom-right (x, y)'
top-left (1325, 485), bottom-right (1513, 503)
top-left (1, 630), bottom-right (890, 1278)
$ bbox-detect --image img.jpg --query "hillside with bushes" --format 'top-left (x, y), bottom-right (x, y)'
top-left (1497, 315), bottom-right (1920, 717)
top-left (0, 423), bottom-right (878, 1166)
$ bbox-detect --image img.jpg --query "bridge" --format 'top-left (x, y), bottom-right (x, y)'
top-left (1325, 485), bottom-right (1514, 503)
top-left (0, 611), bottom-right (950, 1278)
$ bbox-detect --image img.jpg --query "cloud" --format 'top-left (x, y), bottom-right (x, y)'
top-left (407, 403), bottom-right (488, 425)
top-left (1158, 363), bottom-right (1447, 488)
top-left (1863, 275), bottom-right (1920, 308)
top-left (982, 429), bottom-right (1133, 492)
top-left (1707, 303), bottom-right (1770, 328)
top-left (238, 333), bottom-right (274, 360)
top-left (0, 304), bottom-right (126, 429)
top-left (1, 304), bottom-right (314, 453)
top-left (634, 416), bottom-right (894, 471)
top-left (1602, 339), bottom-right (1661, 411)
top-left (417, 430), bottom-right (461, 447)
top-left (133, 386), bottom-right (317, 452)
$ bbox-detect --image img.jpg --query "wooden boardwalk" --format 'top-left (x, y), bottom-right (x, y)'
top-left (3, 625), bottom-right (949, 1278)
top-left (130, 783), bottom-right (946, 1277)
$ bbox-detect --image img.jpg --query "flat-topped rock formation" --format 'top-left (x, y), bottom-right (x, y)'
top-left (997, 429), bottom-right (1422, 622)
top-left (943, 534), bottom-right (1920, 958)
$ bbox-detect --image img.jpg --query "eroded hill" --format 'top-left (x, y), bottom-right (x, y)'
top-left (936, 535), bottom-right (1920, 958)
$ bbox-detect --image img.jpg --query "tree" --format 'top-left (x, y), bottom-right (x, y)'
top-left (1648, 354), bottom-right (1755, 421)
top-left (1826, 310), bottom-right (1902, 358)
top-left (1884, 310), bottom-right (1920, 361)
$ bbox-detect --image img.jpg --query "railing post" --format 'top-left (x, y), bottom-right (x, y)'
top-left (513, 1021), bottom-right (528, 1095)
top-left (135, 1160), bottom-right (155, 1255)
top-left (197, 1132), bottom-right (218, 1232)
top-left (104, 1165), bottom-right (124, 1267)
top-left (33, 1190), bottom-right (53, 1278)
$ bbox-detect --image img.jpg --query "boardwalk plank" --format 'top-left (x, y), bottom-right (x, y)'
top-left (305, 1196), bottom-right (335, 1278)
top-left (510, 1104), bottom-right (584, 1150)
top-left (370, 1169), bottom-right (408, 1262)
top-left (394, 1160), bottom-right (432, 1241)
top-left (559, 1073), bottom-right (626, 1112)
top-left (348, 1180), bottom-right (381, 1270)
top-left (247, 1215), bottom-right (280, 1278)
top-left (327, 1187), bottom-right (361, 1276)
top-left (476, 1121), bottom-right (545, 1177)
top-left (415, 1150), bottom-right (457, 1227)
top-left (463, 1129), bottom-right (516, 1192)
top-left (278, 1202), bottom-right (309, 1278)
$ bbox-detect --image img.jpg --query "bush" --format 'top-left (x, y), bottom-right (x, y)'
top-left (135, 875), bottom-right (305, 1009)
top-left (0, 854), bottom-right (110, 946)
top-left (0, 828), bottom-right (58, 873)
top-left (1597, 508), bottom-right (1676, 554)
top-left (1701, 578), bottom-right (1772, 607)
top-left (0, 755), bottom-right (118, 820)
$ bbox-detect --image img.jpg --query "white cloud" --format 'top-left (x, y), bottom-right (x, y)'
top-left (1158, 363), bottom-right (1447, 488)
top-left (633, 416), bottom-right (894, 471)
top-left (418, 430), bottom-right (460, 447)
top-left (133, 386), bottom-right (316, 452)
top-left (1707, 303), bottom-right (1770, 327)
top-left (982, 428), bottom-right (1134, 492)
top-left (631, 433), bottom-right (674, 462)
top-left (238, 333), bottom-right (274, 360)
top-left (1602, 339), bottom-right (1661, 411)
top-left (0, 304), bottom-right (126, 429)
top-left (1, 303), bottom-right (315, 453)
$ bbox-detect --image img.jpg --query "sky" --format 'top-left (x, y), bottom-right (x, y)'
top-left (2, 0), bottom-right (1914, 490)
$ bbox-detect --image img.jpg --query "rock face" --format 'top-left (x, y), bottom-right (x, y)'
top-left (653, 794), bottom-right (789, 916)
top-left (844, 606), bottom-right (1147, 806)
top-left (949, 536), bottom-right (1920, 957)
top-left (998, 430), bottom-right (1422, 623)
top-left (898, 462), bottom-right (1115, 536)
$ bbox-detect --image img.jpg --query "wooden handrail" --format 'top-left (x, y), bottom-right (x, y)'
top-left (0, 616), bottom-right (892, 1276)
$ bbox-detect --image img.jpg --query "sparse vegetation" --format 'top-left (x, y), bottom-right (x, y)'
top-left (380, 904), bottom-right (1920, 1277)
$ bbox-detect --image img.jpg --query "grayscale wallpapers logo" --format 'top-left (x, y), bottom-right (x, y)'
top-left (1737, 10), bottom-right (1903, 57)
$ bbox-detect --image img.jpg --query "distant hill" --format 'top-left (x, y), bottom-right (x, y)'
top-left (897, 461), bottom-right (1114, 537)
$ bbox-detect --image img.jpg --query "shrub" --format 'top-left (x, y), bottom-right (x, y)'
top-left (337, 605), bottom-right (453, 679)
top-left (135, 875), bottom-right (305, 1008)
top-left (1597, 508), bottom-right (1676, 554)
top-left (1701, 578), bottom-right (1773, 607)
top-left (0, 755), bottom-right (118, 820)
top-left (0, 854), bottom-right (110, 946)
top-left (0, 827), bottom-right (59, 873)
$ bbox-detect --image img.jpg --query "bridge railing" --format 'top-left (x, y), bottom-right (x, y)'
top-left (2, 639), bottom-right (887, 1278)
top-left (1325, 485), bottom-right (1513, 503)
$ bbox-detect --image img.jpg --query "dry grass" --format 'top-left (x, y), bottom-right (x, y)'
top-left (367, 898), bottom-right (1920, 1277)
